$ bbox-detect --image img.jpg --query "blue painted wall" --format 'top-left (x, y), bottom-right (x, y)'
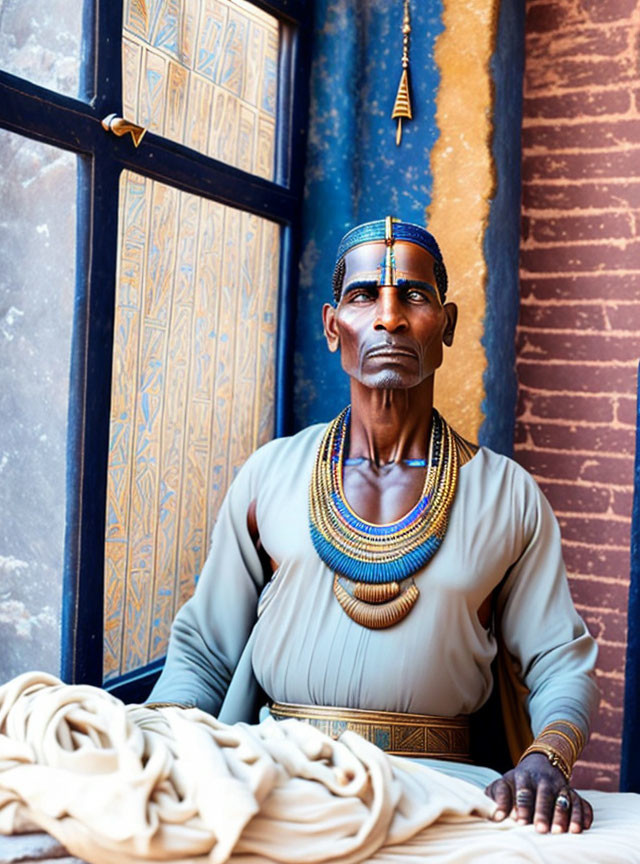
top-left (293, 0), bottom-right (526, 452)
top-left (480, 0), bottom-right (526, 457)
top-left (293, 0), bottom-right (444, 429)
top-left (621, 363), bottom-right (640, 793)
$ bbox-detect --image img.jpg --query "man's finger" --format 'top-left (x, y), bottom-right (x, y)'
top-left (486, 778), bottom-right (513, 821)
top-left (533, 781), bottom-right (556, 833)
top-left (515, 781), bottom-right (535, 824)
top-left (569, 790), bottom-right (584, 833)
top-left (582, 796), bottom-right (594, 830)
top-left (550, 789), bottom-right (572, 834)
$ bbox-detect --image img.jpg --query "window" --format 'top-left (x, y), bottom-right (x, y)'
top-left (0, 0), bottom-right (310, 701)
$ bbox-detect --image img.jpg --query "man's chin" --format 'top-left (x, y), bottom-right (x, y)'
top-left (363, 371), bottom-right (418, 390)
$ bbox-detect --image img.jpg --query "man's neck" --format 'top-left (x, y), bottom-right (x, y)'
top-left (348, 379), bottom-right (434, 466)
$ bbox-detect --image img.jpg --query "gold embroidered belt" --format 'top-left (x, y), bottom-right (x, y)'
top-left (269, 702), bottom-right (472, 762)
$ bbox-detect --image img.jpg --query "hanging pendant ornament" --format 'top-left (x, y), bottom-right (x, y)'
top-left (391, 0), bottom-right (412, 146)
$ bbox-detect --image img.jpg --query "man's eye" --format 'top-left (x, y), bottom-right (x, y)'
top-left (406, 289), bottom-right (428, 302)
top-left (349, 290), bottom-right (374, 302)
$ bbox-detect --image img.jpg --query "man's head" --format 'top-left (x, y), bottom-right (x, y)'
top-left (323, 217), bottom-right (457, 392)
top-left (331, 218), bottom-right (448, 305)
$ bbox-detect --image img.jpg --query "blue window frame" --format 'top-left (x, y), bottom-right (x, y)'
top-left (0, 0), bottom-right (311, 701)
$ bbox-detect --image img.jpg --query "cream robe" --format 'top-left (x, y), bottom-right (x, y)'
top-left (150, 422), bottom-right (599, 766)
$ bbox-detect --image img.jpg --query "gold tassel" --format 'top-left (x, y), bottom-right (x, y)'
top-left (391, 0), bottom-right (412, 145)
top-left (392, 69), bottom-right (412, 146)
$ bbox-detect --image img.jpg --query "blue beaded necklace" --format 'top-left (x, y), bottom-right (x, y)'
top-left (308, 406), bottom-right (460, 586)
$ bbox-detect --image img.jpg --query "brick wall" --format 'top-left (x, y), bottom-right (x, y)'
top-left (516, 0), bottom-right (640, 791)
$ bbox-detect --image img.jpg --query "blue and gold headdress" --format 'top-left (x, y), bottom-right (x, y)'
top-left (332, 217), bottom-right (448, 303)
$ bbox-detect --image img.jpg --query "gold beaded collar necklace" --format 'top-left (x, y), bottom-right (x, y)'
top-left (309, 407), bottom-right (476, 629)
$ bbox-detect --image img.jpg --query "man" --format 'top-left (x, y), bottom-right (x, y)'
top-left (149, 217), bottom-right (599, 836)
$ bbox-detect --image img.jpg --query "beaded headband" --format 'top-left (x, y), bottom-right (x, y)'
top-left (336, 217), bottom-right (444, 264)
top-left (332, 217), bottom-right (448, 303)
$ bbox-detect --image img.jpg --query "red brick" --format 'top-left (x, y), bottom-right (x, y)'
top-left (581, 732), bottom-right (623, 764)
top-left (616, 396), bottom-right (638, 426)
top-left (524, 120), bottom-right (640, 152)
top-left (594, 672), bottom-right (625, 707)
top-left (612, 489), bottom-right (633, 517)
top-left (516, 450), bottom-right (632, 485)
top-left (525, 4), bottom-right (574, 34)
top-left (578, 607), bottom-right (628, 642)
top-left (523, 181), bottom-right (640, 211)
top-left (518, 420), bottom-right (636, 453)
top-left (560, 515), bottom-right (631, 547)
top-left (593, 704), bottom-right (624, 740)
top-left (569, 575), bottom-right (629, 608)
top-left (526, 26), bottom-right (629, 61)
top-left (517, 360), bottom-right (637, 394)
top-left (580, 456), bottom-right (633, 485)
top-left (526, 57), bottom-right (636, 91)
top-left (605, 303), bottom-right (640, 332)
top-left (579, 0), bottom-right (638, 23)
top-left (572, 762), bottom-right (618, 791)
top-left (519, 303), bottom-right (607, 330)
top-left (520, 273), bottom-right (640, 303)
top-left (522, 150), bottom-right (640, 182)
top-left (517, 330), bottom-right (639, 363)
top-left (520, 240), bottom-right (640, 274)
top-left (513, 423), bottom-right (528, 445)
top-left (523, 89), bottom-right (631, 120)
top-left (535, 479), bottom-right (611, 513)
top-left (596, 642), bottom-right (628, 675)
top-left (529, 212), bottom-right (633, 243)
top-left (563, 544), bottom-right (631, 579)
top-left (518, 391), bottom-right (615, 423)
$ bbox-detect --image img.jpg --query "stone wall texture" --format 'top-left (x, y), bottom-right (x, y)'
top-left (516, 0), bottom-right (640, 791)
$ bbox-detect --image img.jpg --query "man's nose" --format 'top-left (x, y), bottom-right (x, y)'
top-left (374, 286), bottom-right (408, 332)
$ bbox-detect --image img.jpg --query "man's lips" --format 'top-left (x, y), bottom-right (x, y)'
top-left (365, 345), bottom-right (418, 360)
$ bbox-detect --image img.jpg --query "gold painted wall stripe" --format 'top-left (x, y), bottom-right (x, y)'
top-left (428, 0), bottom-right (499, 442)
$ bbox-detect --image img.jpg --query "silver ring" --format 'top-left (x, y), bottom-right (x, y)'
top-left (516, 789), bottom-right (533, 805)
top-left (555, 794), bottom-right (571, 811)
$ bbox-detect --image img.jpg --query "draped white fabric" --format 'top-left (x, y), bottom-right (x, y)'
top-left (0, 674), bottom-right (638, 864)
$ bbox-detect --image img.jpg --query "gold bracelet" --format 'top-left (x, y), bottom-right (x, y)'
top-left (551, 719), bottom-right (585, 751)
top-left (519, 742), bottom-right (572, 782)
top-left (538, 729), bottom-right (578, 763)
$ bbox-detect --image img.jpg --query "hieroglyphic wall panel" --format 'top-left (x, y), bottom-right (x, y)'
top-left (122, 0), bottom-right (278, 180)
top-left (104, 171), bottom-right (280, 681)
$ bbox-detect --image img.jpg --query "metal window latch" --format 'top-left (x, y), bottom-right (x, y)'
top-left (101, 114), bottom-right (147, 147)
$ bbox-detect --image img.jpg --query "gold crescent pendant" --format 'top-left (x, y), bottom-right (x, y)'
top-left (334, 574), bottom-right (419, 629)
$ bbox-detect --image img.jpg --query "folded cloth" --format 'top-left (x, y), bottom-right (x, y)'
top-left (1, 674), bottom-right (639, 864)
top-left (0, 673), bottom-right (494, 864)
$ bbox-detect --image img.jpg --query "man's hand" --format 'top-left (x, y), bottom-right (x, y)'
top-left (485, 752), bottom-right (593, 834)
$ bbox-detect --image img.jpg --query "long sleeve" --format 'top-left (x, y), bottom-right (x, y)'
top-left (496, 471), bottom-right (600, 740)
top-left (148, 447), bottom-right (268, 715)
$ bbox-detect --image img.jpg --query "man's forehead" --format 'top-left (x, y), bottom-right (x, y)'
top-left (342, 240), bottom-right (437, 283)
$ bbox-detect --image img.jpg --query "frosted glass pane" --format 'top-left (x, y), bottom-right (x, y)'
top-left (104, 170), bottom-right (279, 682)
top-left (122, 0), bottom-right (278, 179)
top-left (0, 0), bottom-right (83, 98)
top-left (0, 130), bottom-right (76, 682)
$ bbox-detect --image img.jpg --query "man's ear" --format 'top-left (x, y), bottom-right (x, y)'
top-left (442, 302), bottom-right (458, 347)
top-left (322, 303), bottom-right (340, 353)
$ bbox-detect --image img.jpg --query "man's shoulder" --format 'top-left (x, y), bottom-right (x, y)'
top-left (464, 445), bottom-right (540, 495)
top-left (242, 422), bottom-right (327, 474)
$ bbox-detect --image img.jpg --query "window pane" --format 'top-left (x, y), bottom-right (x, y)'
top-left (104, 170), bottom-right (280, 682)
top-left (0, 0), bottom-right (83, 98)
top-left (0, 130), bottom-right (77, 681)
top-left (122, 0), bottom-right (278, 180)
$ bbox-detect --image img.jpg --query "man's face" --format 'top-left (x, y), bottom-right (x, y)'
top-left (323, 240), bottom-right (457, 391)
